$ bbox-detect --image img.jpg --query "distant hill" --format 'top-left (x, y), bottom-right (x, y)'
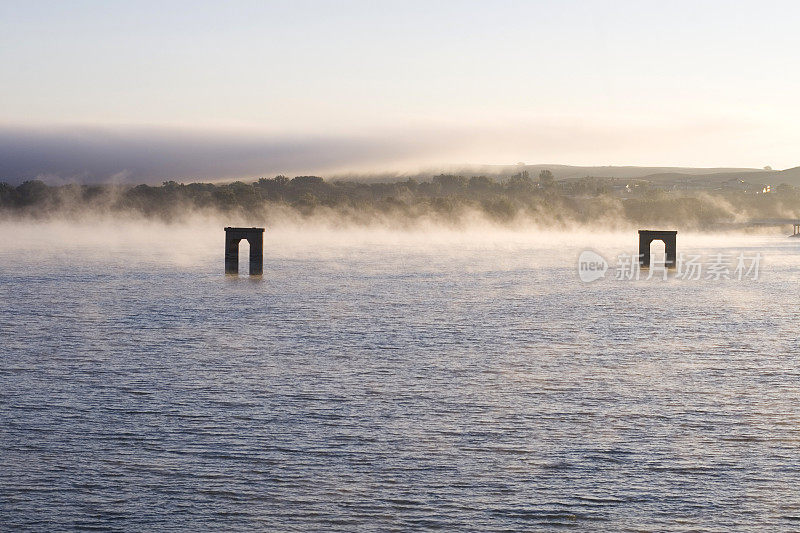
top-left (775, 166), bottom-right (800, 186)
top-left (637, 167), bottom-right (800, 187)
top-left (438, 164), bottom-right (800, 188)
top-left (502, 164), bottom-right (766, 180)
top-left (336, 164), bottom-right (773, 183)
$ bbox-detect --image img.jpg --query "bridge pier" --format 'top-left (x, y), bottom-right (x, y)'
top-left (224, 227), bottom-right (265, 275)
top-left (638, 230), bottom-right (677, 269)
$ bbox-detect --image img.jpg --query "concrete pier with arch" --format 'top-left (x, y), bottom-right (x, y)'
top-left (225, 227), bottom-right (264, 275)
top-left (638, 230), bottom-right (677, 269)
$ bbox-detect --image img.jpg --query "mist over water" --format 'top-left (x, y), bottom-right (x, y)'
top-left (2, 221), bottom-right (800, 530)
top-left (5, 0), bottom-right (800, 528)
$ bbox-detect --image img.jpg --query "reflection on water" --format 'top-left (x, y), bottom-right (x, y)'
top-left (1, 226), bottom-right (799, 530)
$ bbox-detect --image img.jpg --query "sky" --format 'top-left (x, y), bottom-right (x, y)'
top-left (1, 0), bottom-right (799, 182)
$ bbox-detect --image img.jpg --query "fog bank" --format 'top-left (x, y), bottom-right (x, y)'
top-left (3, 176), bottom-right (800, 234)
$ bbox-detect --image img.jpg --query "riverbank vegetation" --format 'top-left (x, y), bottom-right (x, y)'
top-left (3, 171), bottom-right (800, 230)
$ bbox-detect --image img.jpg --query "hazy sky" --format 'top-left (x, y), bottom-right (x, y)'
top-left (1, 0), bottom-right (799, 181)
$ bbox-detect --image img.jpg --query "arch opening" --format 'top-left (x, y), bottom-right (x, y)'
top-left (649, 239), bottom-right (666, 268)
top-left (238, 238), bottom-right (250, 271)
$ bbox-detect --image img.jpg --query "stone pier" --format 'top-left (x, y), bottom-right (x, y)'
top-left (225, 227), bottom-right (265, 275)
top-left (638, 230), bottom-right (677, 269)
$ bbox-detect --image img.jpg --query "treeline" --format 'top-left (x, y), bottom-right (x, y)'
top-left (2, 172), bottom-right (800, 229)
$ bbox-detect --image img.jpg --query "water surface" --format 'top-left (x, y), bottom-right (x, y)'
top-left (2, 225), bottom-right (799, 531)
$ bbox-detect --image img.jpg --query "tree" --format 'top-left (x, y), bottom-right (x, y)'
top-left (290, 176), bottom-right (324, 188)
top-left (539, 169), bottom-right (555, 187)
top-left (16, 180), bottom-right (50, 206)
top-left (432, 174), bottom-right (467, 194)
top-left (0, 182), bottom-right (17, 207)
top-left (506, 171), bottom-right (534, 193)
top-left (468, 175), bottom-right (494, 192)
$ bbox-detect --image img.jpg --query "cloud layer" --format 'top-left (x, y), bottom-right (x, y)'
top-left (0, 126), bottom-right (442, 184)
top-left (0, 117), bottom-right (773, 185)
